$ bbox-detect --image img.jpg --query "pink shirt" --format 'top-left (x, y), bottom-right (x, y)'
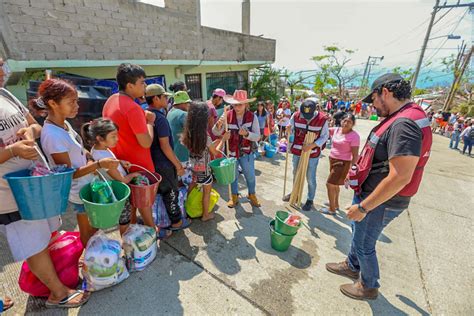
top-left (329, 127), bottom-right (360, 161)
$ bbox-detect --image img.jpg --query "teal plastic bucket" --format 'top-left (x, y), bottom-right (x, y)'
top-left (3, 168), bottom-right (75, 220)
top-left (275, 210), bottom-right (301, 235)
top-left (265, 146), bottom-right (277, 158)
top-left (269, 134), bottom-right (278, 147)
top-left (270, 220), bottom-right (296, 252)
top-left (209, 158), bottom-right (237, 185)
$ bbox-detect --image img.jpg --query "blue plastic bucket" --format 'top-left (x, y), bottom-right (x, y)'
top-left (269, 134), bottom-right (278, 147)
top-left (3, 168), bottom-right (75, 220)
top-left (265, 146), bottom-right (277, 158)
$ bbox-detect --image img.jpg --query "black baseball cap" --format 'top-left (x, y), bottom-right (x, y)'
top-left (361, 73), bottom-right (404, 103)
top-left (300, 100), bottom-right (316, 120)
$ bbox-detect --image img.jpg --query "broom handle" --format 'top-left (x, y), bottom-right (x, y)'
top-left (283, 129), bottom-right (290, 198)
top-left (223, 107), bottom-right (232, 199)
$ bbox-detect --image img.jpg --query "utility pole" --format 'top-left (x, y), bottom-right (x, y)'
top-left (412, 1), bottom-right (474, 90)
top-left (411, 0), bottom-right (440, 90)
top-left (359, 56), bottom-right (384, 96)
top-left (443, 44), bottom-right (473, 111)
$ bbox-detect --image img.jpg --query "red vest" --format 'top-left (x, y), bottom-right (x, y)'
top-left (290, 111), bottom-right (328, 158)
top-left (348, 102), bottom-right (432, 197)
top-left (227, 110), bottom-right (255, 158)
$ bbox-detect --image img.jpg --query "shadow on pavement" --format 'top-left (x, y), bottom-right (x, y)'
top-left (396, 294), bottom-right (430, 316)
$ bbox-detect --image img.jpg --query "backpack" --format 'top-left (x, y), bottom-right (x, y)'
top-left (469, 128), bottom-right (474, 140)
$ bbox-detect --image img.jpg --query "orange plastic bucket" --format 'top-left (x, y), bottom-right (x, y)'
top-left (129, 169), bottom-right (161, 209)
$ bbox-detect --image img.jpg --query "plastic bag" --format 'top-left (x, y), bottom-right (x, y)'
top-left (185, 186), bottom-right (220, 218)
top-left (178, 187), bottom-right (192, 226)
top-left (284, 214), bottom-right (301, 227)
top-left (90, 177), bottom-right (113, 204)
top-left (81, 231), bottom-right (129, 291)
top-left (18, 231), bottom-right (83, 297)
top-left (153, 194), bottom-right (171, 228)
top-left (30, 162), bottom-right (67, 176)
top-left (131, 174), bottom-right (150, 186)
top-left (123, 224), bottom-right (157, 272)
top-left (219, 157), bottom-right (236, 167)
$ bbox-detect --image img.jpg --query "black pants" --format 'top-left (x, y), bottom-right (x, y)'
top-left (156, 166), bottom-right (181, 224)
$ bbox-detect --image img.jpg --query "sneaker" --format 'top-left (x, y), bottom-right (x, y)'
top-left (302, 200), bottom-right (313, 211)
top-left (282, 194), bottom-right (291, 202)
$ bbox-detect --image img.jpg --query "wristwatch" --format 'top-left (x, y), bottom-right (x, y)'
top-left (357, 203), bottom-right (367, 214)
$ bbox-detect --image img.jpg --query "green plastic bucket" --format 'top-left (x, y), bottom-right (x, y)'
top-left (270, 220), bottom-right (296, 252)
top-left (79, 181), bottom-right (130, 229)
top-left (209, 157), bottom-right (237, 185)
top-left (275, 211), bottom-right (301, 235)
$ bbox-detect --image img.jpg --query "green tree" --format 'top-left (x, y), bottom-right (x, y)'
top-left (311, 45), bottom-right (360, 98)
top-left (249, 65), bottom-right (284, 103)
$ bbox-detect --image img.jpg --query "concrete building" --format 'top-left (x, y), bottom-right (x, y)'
top-left (0, 0), bottom-right (275, 102)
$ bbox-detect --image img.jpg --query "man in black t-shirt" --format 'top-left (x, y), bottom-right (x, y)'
top-left (332, 107), bottom-right (346, 127)
top-left (326, 74), bottom-right (424, 300)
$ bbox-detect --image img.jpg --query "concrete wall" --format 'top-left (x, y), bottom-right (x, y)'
top-left (0, 0), bottom-right (275, 63)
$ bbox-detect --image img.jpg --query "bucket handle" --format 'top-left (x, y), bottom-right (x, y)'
top-left (129, 164), bottom-right (160, 183)
top-left (217, 150), bottom-right (229, 159)
top-left (34, 145), bottom-right (51, 171)
top-left (95, 169), bottom-right (118, 202)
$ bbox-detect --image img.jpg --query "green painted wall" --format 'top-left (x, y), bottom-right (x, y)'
top-left (7, 63), bottom-right (259, 103)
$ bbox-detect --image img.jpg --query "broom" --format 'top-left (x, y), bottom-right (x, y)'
top-left (289, 132), bottom-right (316, 208)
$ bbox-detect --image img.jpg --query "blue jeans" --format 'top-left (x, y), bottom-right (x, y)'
top-left (292, 155), bottom-right (320, 201)
top-left (449, 131), bottom-right (461, 149)
top-left (347, 194), bottom-right (405, 288)
top-left (231, 153), bottom-right (256, 195)
top-left (462, 136), bottom-right (472, 155)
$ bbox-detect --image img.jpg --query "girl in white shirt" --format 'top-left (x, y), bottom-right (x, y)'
top-left (81, 118), bottom-right (140, 235)
top-left (34, 79), bottom-right (119, 246)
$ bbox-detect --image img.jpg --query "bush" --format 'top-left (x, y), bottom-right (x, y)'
top-left (451, 101), bottom-right (474, 117)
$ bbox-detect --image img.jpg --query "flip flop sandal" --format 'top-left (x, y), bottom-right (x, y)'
top-left (1, 296), bottom-right (14, 312)
top-left (319, 207), bottom-right (337, 216)
top-left (157, 228), bottom-right (172, 240)
top-left (45, 290), bottom-right (90, 309)
top-left (169, 218), bottom-right (192, 231)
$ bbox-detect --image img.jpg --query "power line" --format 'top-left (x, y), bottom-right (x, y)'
top-left (422, 8), bottom-right (468, 66)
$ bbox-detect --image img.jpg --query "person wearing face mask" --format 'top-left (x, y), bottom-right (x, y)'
top-left (282, 99), bottom-right (329, 211)
top-left (326, 73), bottom-right (432, 300)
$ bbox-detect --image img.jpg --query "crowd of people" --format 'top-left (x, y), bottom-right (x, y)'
top-left (428, 109), bottom-right (473, 156)
top-left (0, 55), bottom-right (466, 310)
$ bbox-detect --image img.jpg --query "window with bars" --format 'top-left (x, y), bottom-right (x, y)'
top-left (205, 71), bottom-right (249, 99)
top-left (185, 73), bottom-right (202, 100)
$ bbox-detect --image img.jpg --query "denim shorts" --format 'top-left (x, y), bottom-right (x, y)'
top-left (68, 202), bottom-right (86, 214)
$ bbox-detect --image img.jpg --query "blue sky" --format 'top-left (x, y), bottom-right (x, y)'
top-left (199, 0), bottom-right (472, 87)
top-left (142, 0), bottom-right (472, 87)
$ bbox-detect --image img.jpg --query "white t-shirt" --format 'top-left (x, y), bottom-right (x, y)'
top-left (276, 108), bottom-right (291, 127)
top-left (41, 122), bottom-right (93, 204)
top-left (91, 148), bottom-right (127, 180)
top-left (0, 89), bottom-right (32, 214)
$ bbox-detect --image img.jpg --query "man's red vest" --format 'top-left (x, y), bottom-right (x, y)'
top-left (348, 102), bottom-right (432, 197)
top-left (227, 109), bottom-right (255, 158)
top-left (290, 111), bottom-right (328, 158)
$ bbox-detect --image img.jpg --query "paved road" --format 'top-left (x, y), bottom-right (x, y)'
top-left (1, 119), bottom-right (473, 315)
